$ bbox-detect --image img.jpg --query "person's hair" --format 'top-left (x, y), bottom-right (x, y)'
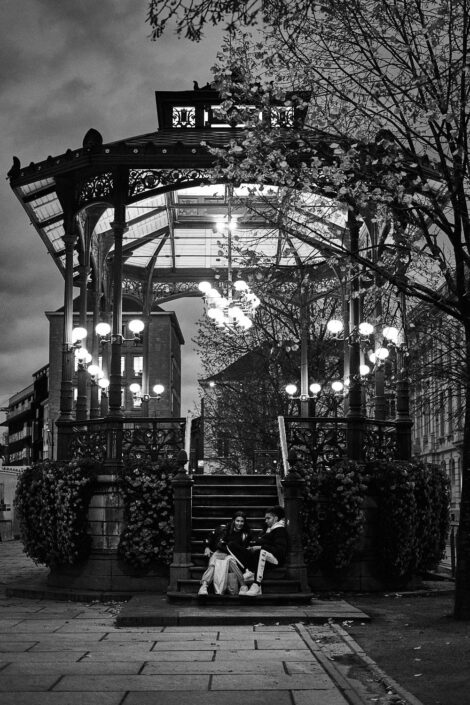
top-left (266, 505), bottom-right (285, 521)
top-left (229, 509), bottom-right (250, 536)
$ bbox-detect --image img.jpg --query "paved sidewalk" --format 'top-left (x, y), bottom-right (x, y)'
top-left (0, 540), bottom-right (425, 705)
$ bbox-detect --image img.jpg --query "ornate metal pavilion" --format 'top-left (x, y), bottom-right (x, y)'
top-left (8, 86), bottom-right (361, 465)
top-left (7, 85), bottom-right (414, 593)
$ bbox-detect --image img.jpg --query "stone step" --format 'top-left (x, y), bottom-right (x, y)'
top-left (167, 591), bottom-right (314, 605)
top-left (189, 563), bottom-right (287, 579)
top-left (193, 485), bottom-right (277, 496)
top-left (177, 578), bottom-right (301, 594)
top-left (192, 493), bottom-right (277, 505)
top-left (192, 506), bottom-right (276, 519)
top-left (193, 474), bottom-right (276, 485)
top-left (192, 512), bottom-right (270, 525)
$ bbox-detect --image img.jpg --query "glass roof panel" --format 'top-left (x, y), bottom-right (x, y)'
top-left (125, 240), bottom-right (162, 268)
top-left (30, 193), bottom-right (63, 223)
top-left (43, 222), bottom-right (65, 251)
top-left (18, 178), bottom-right (55, 197)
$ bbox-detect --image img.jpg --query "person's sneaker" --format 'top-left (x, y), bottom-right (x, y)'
top-left (198, 582), bottom-right (209, 596)
top-left (246, 582), bottom-right (262, 596)
top-left (238, 585), bottom-right (249, 595)
top-left (243, 570), bottom-right (254, 582)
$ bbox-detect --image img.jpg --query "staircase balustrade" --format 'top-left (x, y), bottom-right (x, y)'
top-left (281, 415), bottom-right (400, 465)
top-left (56, 417), bottom-right (186, 464)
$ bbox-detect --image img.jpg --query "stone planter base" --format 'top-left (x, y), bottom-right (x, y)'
top-left (47, 550), bottom-right (169, 593)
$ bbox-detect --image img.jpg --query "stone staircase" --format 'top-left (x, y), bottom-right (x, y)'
top-left (167, 473), bottom-right (313, 604)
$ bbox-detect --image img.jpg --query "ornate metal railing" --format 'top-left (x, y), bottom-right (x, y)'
top-left (60, 417), bottom-right (186, 466)
top-left (281, 415), bottom-right (399, 466)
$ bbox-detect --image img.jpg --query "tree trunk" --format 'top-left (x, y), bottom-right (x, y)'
top-left (453, 321), bottom-right (470, 619)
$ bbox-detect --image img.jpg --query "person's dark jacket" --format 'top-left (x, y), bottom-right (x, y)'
top-left (258, 524), bottom-right (288, 564)
top-left (205, 524), bottom-right (251, 553)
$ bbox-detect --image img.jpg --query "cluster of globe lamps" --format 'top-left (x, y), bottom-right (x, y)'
top-left (285, 319), bottom-right (400, 400)
top-left (198, 279), bottom-right (260, 332)
top-left (71, 320), bottom-right (164, 399)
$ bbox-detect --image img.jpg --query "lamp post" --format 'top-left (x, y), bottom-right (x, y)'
top-left (129, 383), bottom-right (165, 415)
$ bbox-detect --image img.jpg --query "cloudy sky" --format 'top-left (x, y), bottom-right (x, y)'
top-left (0, 0), bottom-right (224, 419)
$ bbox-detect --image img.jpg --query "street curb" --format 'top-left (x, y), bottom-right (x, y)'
top-left (296, 623), bottom-right (370, 705)
top-left (330, 622), bottom-right (427, 705)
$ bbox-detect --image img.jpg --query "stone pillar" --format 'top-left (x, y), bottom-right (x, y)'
top-left (282, 453), bottom-right (309, 591)
top-left (169, 450), bottom-right (193, 591)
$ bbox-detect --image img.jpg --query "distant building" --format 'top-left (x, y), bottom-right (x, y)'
top-left (408, 306), bottom-right (463, 520)
top-left (3, 296), bottom-right (184, 463)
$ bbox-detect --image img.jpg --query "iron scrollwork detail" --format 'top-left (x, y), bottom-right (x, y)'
top-left (128, 169), bottom-right (212, 200)
top-left (123, 278), bottom-right (144, 303)
top-left (78, 173), bottom-right (114, 207)
top-left (68, 427), bottom-right (107, 462)
top-left (286, 419), bottom-right (347, 466)
top-left (363, 424), bottom-right (398, 462)
top-left (122, 419), bottom-right (185, 462)
top-left (152, 281), bottom-right (200, 304)
top-left (172, 106), bottom-right (196, 128)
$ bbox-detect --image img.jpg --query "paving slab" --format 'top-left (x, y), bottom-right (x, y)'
top-left (0, 674), bottom-right (62, 691)
top-left (1, 661), bottom-right (143, 675)
top-left (211, 673), bottom-right (337, 690)
top-left (54, 674), bottom-right (211, 691)
top-left (0, 641), bottom-right (40, 652)
top-left (0, 693), bottom-right (124, 705)
top-left (141, 660), bottom-right (287, 675)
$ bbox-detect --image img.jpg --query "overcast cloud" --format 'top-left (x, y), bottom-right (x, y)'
top-left (0, 0), bottom-right (220, 418)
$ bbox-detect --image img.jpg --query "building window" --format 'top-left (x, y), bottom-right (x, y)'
top-left (133, 356), bottom-right (143, 376)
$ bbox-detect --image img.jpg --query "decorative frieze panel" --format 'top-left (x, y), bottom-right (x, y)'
top-left (171, 106), bottom-right (196, 128)
top-left (123, 278), bottom-right (144, 302)
top-left (78, 173), bottom-right (114, 207)
top-left (270, 106), bottom-right (295, 128)
top-left (128, 168), bottom-right (212, 200)
top-left (152, 281), bottom-right (200, 304)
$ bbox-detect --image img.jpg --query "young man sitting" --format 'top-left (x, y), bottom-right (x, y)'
top-left (227, 505), bottom-right (288, 596)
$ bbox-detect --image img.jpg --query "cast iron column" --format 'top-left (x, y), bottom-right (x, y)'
top-left (346, 212), bottom-right (364, 461)
top-left (396, 291), bottom-right (412, 459)
top-left (76, 260), bottom-right (90, 421)
top-left (59, 212), bottom-right (77, 424)
top-left (104, 170), bottom-right (128, 475)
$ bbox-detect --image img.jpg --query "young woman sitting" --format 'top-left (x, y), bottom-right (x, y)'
top-left (198, 510), bottom-right (252, 596)
top-left (227, 505), bottom-right (288, 596)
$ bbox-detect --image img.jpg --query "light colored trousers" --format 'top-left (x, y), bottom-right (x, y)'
top-left (201, 552), bottom-right (245, 585)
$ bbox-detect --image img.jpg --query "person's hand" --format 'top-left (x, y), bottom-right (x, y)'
top-left (249, 545), bottom-right (261, 552)
top-left (203, 547), bottom-right (211, 557)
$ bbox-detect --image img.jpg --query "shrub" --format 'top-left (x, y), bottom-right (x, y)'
top-left (118, 459), bottom-right (178, 567)
top-left (14, 460), bottom-right (94, 567)
top-left (297, 459), bottom-right (367, 572)
top-left (317, 460), bottom-right (367, 572)
top-left (298, 458), bottom-right (450, 583)
top-left (367, 459), bottom-right (451, 582)
top-left (296, 462), bottom-right (322, 564)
